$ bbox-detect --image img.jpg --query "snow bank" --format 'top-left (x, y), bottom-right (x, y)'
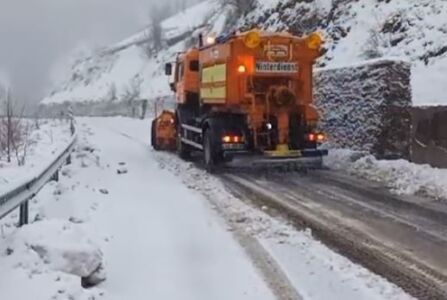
top-left (0, 120), bottom-right (72, 194)
top-left (0, 218), bottom-right (105, 299)
top-left (0, 124), bottom-right (108, 300)
top-left (325, 149), bottom-right (447, 200)
top-left (315, 58), bottom-right (412, 159)
top-left (4, 219), bottom-right (103, 278)
top-left (411, 105), bottom-right (447, 168)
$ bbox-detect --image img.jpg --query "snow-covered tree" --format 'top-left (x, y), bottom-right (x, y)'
top-left (0, 88), bottom-right (28, 165)
top-left (122, 76), bottom-right (142, 103)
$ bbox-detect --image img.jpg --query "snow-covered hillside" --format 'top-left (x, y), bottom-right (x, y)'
top-left (43, 0), bottom-right (447, 107)
top-left (42, 0), bottom-right (228, 105)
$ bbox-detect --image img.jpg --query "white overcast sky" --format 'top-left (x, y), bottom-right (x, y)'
top-left (0, 0), bottom-right (172, 103)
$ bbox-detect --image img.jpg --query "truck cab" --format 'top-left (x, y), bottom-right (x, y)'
top-left (166, 49), bottom-right (200, 106)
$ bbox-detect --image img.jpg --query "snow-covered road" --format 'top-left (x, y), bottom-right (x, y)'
top-left (1, 117), bottom-right (415, 300)
top-left (84, 118), bottom-right (274, 300)
top-left (0, 117), bottom-right (274, 300)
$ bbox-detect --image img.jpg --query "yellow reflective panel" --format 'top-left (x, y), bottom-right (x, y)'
top-left (201, 86), bottom-right (226, 100)
top-left (202, 64), bottom-right (227, 83)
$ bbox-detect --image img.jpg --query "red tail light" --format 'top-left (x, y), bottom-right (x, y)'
top-left (222, 135), bottom-right (244, 144)
top-left (307, 133), bottom-right (325, 142)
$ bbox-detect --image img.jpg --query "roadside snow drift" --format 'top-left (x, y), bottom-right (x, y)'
top-left (325, 149), bottom-right (447, 200)
top-left (2, 219), bottom-right (104, 281)
top-left (0, 120), bottom-right (72, 194)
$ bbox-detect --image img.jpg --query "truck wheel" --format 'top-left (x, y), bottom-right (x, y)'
top-left (176, 130), bottom-right (191, 159)
top-left (203, 129), bottom-right (217, 173)
top-left (151, 120), bottom-right (159, 151)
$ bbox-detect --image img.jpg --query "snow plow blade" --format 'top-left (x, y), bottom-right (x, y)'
top-left (223, 149), bottom-right (328, 171)
top-left (151, 110), bottom-right (176, 151)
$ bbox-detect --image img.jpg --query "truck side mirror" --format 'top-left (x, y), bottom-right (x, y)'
top-left (165, 63), bottom-right (172, 76)
top-left (189, 60), bottom-right (199, 72)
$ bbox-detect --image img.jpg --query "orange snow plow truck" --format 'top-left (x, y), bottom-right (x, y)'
top-left (151, 30), bottom-right (328, 171)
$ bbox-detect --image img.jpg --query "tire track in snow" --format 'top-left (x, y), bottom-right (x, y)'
top-left (221, 173), bottom-right (447, 300)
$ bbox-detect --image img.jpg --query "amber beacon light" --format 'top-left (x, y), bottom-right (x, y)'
top-left (306, 32), bottom-right (323, 50)
top-left (243, 30), bottom-right (261, 49)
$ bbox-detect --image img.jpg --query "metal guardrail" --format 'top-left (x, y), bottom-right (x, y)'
top-left (0, 119), bottom-right (77, 226)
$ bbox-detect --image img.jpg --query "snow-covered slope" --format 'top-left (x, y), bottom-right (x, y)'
top-left (42, 0), bottom-right (227, 105)
top-left (240, 0), bottom-right (447, 106)
top-left (42, 44), bottom-right (176, 104)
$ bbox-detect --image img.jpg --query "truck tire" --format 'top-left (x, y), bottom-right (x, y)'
top-left (289, 112), bottom-right (307, 149)
top-left (176, 127), bottom-right (191, 159)
top-left (151, 120), bottom-right (160, 151)
top-left (176, 108), bottom-right (193, 160)
top-left (203, 129), bottom-right (219, 173)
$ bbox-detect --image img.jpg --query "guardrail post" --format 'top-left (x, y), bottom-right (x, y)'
top-left (19, 200), bottom-right (29, 226)
top-left (68, 105), bottom-right (75, 135)
top-left (66, 153), bottom-right (72, 165)
top-left (51, 170), bottom-right (59, 182)
top-left (70, 120), bottom-right (75, 135)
